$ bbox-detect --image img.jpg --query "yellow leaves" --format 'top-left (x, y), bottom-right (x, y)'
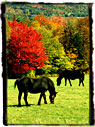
top-left (47, 22), bottom-right (58, 31)
top-left (71, 53), bottom-right (78, 59)
top-left (71, 60), bottom-right (76, 64)
top-left (66, 49), bottom-right (79, 68)
top-left (6, 21), bottom-right (11, 42)
top-left (60, 60), bottom-right (74, 70)
top-left (31, 21), bottom-right (40, 28)
top-left (45, 65), bottom-right (52, 68)
top-left (67, 49), bottom-right (78, 59)
top-left (45, 60), bottom-right (50, 64)
top-left (29, 70), bottom-right (35, 78)
top-left (43, 64), bottom-right (52, 73)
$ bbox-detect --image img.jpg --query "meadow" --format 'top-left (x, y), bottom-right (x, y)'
top-left (7, 75), bottom-right (89, 125)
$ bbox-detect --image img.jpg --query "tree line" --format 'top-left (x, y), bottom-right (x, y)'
top-left (6, 3), bottom-right (89, 22)
top-left (6, 14), bottom-right (90, 78)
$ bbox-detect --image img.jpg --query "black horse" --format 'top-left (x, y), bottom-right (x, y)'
top-left (57, 69), bottom-right (88, 86)
top-left (14, 76), bottom-right (57, 106)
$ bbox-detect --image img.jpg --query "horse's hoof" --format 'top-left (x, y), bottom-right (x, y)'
top-left (37, 103), bottom-right (41, 105)
top-left (26, 103), bottom-right (30, 106)
top-left (18, 105), bottom-right (21, 107)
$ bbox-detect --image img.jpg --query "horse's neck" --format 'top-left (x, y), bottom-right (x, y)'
top-left (48, 85), bottom-right (55, 95)
top-left (58, 75), bottom-right (63, 80)
top-left (49, 89), bottom-right (55, 95)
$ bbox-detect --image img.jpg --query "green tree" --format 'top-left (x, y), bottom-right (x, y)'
top-left (60, 17), bottom-right (90, 69)
top-left (31, 19), bottom-right (73, 74)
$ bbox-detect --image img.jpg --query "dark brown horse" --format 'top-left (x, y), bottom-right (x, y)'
top-left (57, 69), bottom-right (88, 86)
top-left (14, 76), bottom-right (58, 106)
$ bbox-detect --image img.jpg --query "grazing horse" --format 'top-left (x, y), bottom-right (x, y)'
top-left (14, 76), bottom-right (58, 106)
top-left (57, 69), bottom-right (88, 86)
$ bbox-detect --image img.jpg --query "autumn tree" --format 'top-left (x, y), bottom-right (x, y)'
top-left (34, 14), bottom-right (49, 26)
top-left (32, 15), bottom-right (90, 72)
top-left (7, 20), bottom-right (48, 76)
top-left (60, 17), bottom-right (90, 69)
top-left (77, 17), bottom-right (90, 61)
top-left (32, 16), bottom-right (73, 74)
top-left (50, 15), bottom-right (66, 27)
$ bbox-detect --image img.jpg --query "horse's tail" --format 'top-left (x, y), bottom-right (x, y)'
top-left (14, 79), bottom-right (19, 89)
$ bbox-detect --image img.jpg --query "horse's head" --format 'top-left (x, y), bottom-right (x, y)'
top-left (49, 92), bottom-right (58, 104)
top-left (57, 78), bottom-right (61, 86)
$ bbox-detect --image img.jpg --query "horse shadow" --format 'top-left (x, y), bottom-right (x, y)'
top-left (8, 104), bottom-right (34, 107)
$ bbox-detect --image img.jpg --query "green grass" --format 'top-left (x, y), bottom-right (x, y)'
top-left (7, 75), bottom-right (89, 125)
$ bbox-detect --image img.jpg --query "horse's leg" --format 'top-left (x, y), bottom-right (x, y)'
top-left (42, 93), bottom-right (47, 104)
top-left (38, 93), bottom-right (43, 105)
top-left (82, 81), bottom-right (84, 86)
top-left (81, 78), bottom-right (84, 86)
top-left (24, 92), bottom-right (29, 106)
top-left (65, 78), bottom-right (67, 86)
top-left (79, 79), bottom-right (81, 86)
top-left (18, 91), bottom-right (22, 106)
top-left (68, 79), bottom-right (72, 86)
top-left (79, 74), bottom-right (84, 86)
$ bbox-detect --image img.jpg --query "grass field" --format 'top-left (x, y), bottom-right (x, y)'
top-left (7, 75), bottom-right (89, 125)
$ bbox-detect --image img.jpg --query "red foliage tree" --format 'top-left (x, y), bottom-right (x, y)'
top-left (7, 20), bottom-right (48, 73)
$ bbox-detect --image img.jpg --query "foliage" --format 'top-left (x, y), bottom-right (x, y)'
top-left (66, 48), bottom-right (79, 69)
top-left (6, 21), bottom-right (11, 42)
top-left (27, 70), bottom-right (36, 78)
top-left (50, 16), bottom-right (66, 27)
top-left (60, 17), bottom-right (90, 69)
top-left (5, 3), bottom-right (89, 22)
top-left (77, 17), bottom-right (90, 61)
top-left (31, 16), bottom-right (73, 73)
top-left (34, 14), bottom-right (49, 26)
top-left (7, 20), bottom-right (48, 74)
top-left (6, 3), bottom-right (90, 76)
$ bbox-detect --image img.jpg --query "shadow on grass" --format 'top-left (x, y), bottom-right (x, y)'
top-left (8, 104), bottom-right (35, 107)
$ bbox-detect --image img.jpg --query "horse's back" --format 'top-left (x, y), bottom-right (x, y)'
top-left (29, 76), bottom-right (48, 93)
top-left (38, 76), bottom-right (53, 89)
top-left (15, 76), bottom-right (54, 93)
top-left (35, 76), bottom-right (54, 91)
top-left (30, 76), bottom-right (55, 93)
top-left (62, 70), bottom-right (84, 79)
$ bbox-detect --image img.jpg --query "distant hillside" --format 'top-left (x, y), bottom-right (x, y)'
top-left (5, 3), bottom-right (89, 21)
